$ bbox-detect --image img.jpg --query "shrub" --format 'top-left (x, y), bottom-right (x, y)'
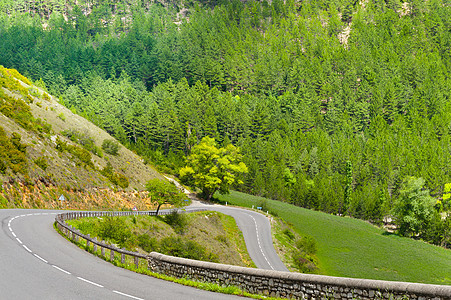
top-left (0, 195), bottom-right (8, 208)
top-left (138, 234), bottom-right (159, 253)
top-left (291, 235), bottom-right (319, 274)
top-left (98, 216), bottom-right (135, 248)
top-left (70, 145), bottom-right (93, 166)
top-left (292, 251), bottom-right (318, 274)
top-left (61, 129), bottom-right (101, 156)
top-left (162, 210), bottom-right (187, 233)
top-left (102, 139), bottom-right (120, 156)
top-left (296, 235), bottom-right (317, 255)
top-left (159, 236), bottom-right (218, 262)
top-left (0, 128), bottom-right (28, 175)
top-left (101, 162), bottom-right (129, 188)
top-left (283, 228), bottom-right (295, 240)
top-left (34, 156), bottom-right (48, 170)
top-left (115, 173), bottom-right (129, 189)
top-left (57, 112), bottom-right (66, 121)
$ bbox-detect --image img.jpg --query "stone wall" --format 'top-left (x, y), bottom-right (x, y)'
top-left (148, 252), bottom-right (451, 300)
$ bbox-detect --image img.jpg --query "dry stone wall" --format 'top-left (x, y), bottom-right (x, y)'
top-left (148, 252), bottom-right (451, 300)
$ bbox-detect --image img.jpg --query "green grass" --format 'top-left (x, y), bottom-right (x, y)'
top-left (66, 211), bottom-right (254, 267)
top-left (217, 190), bottom-right (451, 285)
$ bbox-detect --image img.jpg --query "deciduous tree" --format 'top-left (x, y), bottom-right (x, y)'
top-left (179, 137), bottom-right (248, 201)
top-left (145, 178), bottom-right (185, 216)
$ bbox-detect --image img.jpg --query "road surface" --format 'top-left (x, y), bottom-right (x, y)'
top-left (1, 206), bottom-right (287, 300)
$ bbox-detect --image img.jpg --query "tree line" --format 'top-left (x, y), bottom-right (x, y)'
top-left (0, 0), bottom-right (450, 246)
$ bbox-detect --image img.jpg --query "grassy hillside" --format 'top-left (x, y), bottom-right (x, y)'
top-left (0, 66), bottom-right (163, 209)
top-left (218, 190), bottom-right (451, 285)
top-left (66, 211), bottom-right (255, 267)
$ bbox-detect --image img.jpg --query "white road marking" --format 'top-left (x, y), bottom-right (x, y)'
top-left (113, 290), bottom-right (145, 300)
top-left (52, 265), bottom-right (71, 275)
top-left (34, 254), bottom-right (48, 263)
top-left (77, 277), bottom-right (104, 288)
top-left (23, 245), bottom-right (32, 253)
top-left (11, 232), bottom-right (16, 237)
top-left (16, 238), bottom-right (22, 244)
top-left (246, 213), bottom-right (275, 270)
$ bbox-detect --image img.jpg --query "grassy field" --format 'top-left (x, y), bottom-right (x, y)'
top-left (217, 191), bottom-right (451, 285)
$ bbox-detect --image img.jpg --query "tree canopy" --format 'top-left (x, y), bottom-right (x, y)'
top-left (392, 177), bottom-right (436, 237)
top-left (180, 137), bottom-right (248, 201)
top-left (145, 178), bottom-right (186, 215)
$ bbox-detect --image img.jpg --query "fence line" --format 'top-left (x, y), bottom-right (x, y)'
top-left (55, 208), bottom-right (206, 267)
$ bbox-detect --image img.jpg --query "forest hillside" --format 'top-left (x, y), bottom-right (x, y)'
top-left (0, 66), bottom-right (163, 209)
top-left (0, 0), bottom-right (450, 245)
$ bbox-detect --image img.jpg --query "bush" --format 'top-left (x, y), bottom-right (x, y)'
top-left (115, 172), bottom-right (129, 189)
top-left (0, 128), bottom-right (28, 175)
top-left (34, 156), bottom-right (48, 170)
top-left (159, 236), bottom-right (218, 262)
top-left (62, 129), bottom-right (101, 156)
top-left (283, 228), bottom-right (295, 240)
top-left (101, 162), bottom-right (129, 188)
top-left (292, 251), bottom-right (318, 274)
top-left (162, 210), bottom-right (187, 233)
top-left (98, 216), bottom-right (135, 248)
top-left (0, 195), bottom-right (8, 208)
top-left (102, 139), bottom-right (120, 155)
top-left (292, 235), bottom-right (319, 274)
top-left (138, 234), bottom-right (159, 253)
top-left (296, 235), bottom-right (317, 255)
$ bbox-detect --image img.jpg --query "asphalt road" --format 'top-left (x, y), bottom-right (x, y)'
top-left (187, 203), bottom-right (288, 271)
top-left (0, 207), bottom-right (287, 299)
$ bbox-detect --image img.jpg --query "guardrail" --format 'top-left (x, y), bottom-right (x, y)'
top-left (55, 209), bottom-right (206, 269)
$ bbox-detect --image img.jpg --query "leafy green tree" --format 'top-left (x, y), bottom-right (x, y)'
top-left (179, 137), bottom-right (248, 201)
top-left (343, 160), bottom-right (353, 216)
top-left (145, 178), bottom-right (186, 216)
top-left (392, 177), bottom-right (436, 237)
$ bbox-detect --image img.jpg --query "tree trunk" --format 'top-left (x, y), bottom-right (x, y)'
top-left (155, 204), bottom-right (162, 216)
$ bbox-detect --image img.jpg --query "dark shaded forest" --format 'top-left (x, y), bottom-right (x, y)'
top-left (1, 0), bottom-right (450, 245)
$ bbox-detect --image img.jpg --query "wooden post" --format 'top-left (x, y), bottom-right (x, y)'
top-left (86, 234), bottom-right (90, 248)
top-left (121, 250), bottom-right (125, 264)
top-left (110, 249), bottom-right (114, 261)
top-left (101, 241), bottom-right (105, 257)
top-left (93, 237), bottom-right (97, 253)
top-left (134, 256), bottom-right (139, 269)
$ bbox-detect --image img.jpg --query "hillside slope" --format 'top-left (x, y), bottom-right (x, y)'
top-left (0, 66), bottom-right (163, 209)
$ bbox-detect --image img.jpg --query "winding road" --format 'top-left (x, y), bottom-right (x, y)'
top-left (1, 205), bottom-right (287, 299)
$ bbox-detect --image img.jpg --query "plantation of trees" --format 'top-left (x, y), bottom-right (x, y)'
top-left (0, 0), bottom-right (450, 246)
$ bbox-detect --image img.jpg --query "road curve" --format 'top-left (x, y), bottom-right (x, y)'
top-left (1, 206), bottom-right (287, 299)
top-left (1, 209), bottom-right (242, 300)
top-left (186, 203), bottom-right (288, 271)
